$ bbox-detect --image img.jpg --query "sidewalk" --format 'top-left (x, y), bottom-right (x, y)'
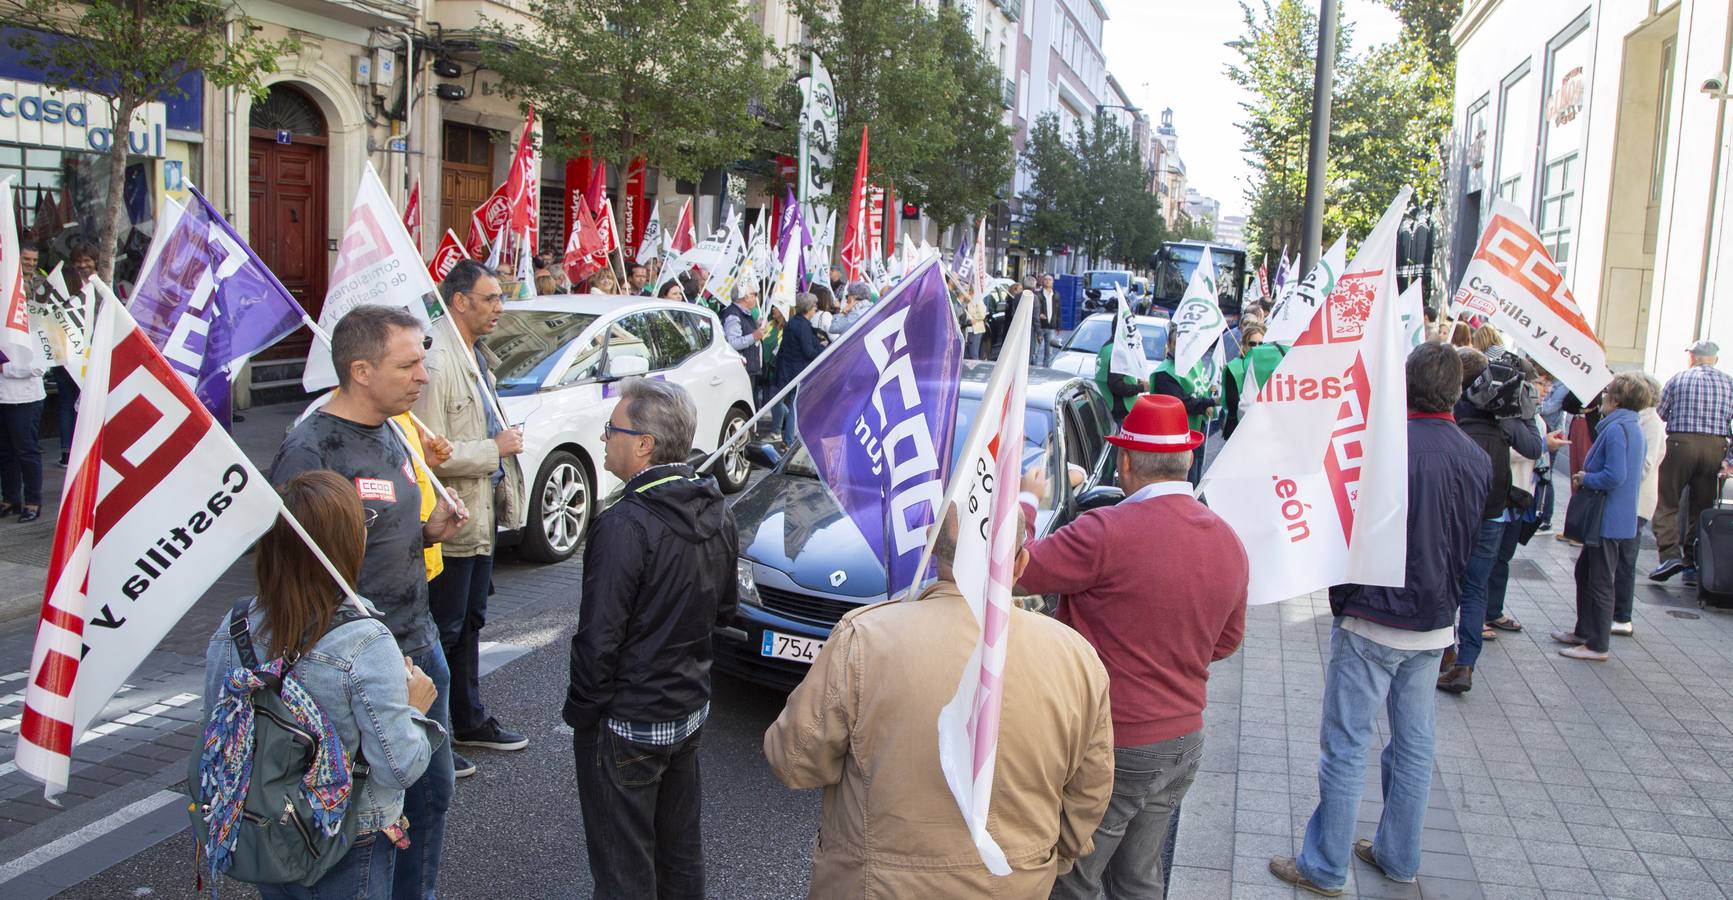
top-left (1170, 522), bottom-right (1733, 899)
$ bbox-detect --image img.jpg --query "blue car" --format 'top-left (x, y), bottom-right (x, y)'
top-left (716, 363), bottom-right (1123, 691)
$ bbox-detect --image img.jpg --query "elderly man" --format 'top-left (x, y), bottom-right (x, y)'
top-left (1017, 393), bottom-right (1248, 898)
top-left (720, 282), bottom-right (767, 385)
top-left (269, 305), bottom-right (469, 900)
top-left (1270, 342), bottom-right (1490, 897)
top-left (565, 378), bottom-right (739, 899)
top-left (415, 260), bottom-right (528, 774)
top-left (828, 281), bottom-right (875, 336)
top-left (764, 506), bottom-right (1114, 897)
top-left (1649, 340), bottom-right (1733, 585)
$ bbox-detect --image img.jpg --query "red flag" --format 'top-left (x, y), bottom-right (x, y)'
top-left (584, 159), bottom-right (607, 218)
top-left (564, 201), bottom-right (607, 284)
top-left (403, 179), bottom-right (423, 247)
top-left (670, 198), bottom-right (696, 253)
top-left (596, 196), bottom-right (620, 255)
top-left (839, 126), bottom-right (870, 283)
top-left (429, 229), bottom-right (469, 283)
top-left (0, 180), bottom-right (35, 359)
top-left (502, 106), bottom-right (538, 233)
top-left (464, 213), bottom-right (490, 259)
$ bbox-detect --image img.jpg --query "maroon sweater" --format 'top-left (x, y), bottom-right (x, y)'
top-left (1019, 492), bottom-right (1247, 746)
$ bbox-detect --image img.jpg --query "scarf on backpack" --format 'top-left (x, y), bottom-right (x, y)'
top-left (197, 657), bottom-right (354, 876)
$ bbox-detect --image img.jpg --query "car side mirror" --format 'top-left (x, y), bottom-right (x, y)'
top-left (605, 355), bottom-right (650, 379)
top-left (1076, 485), bottom-right (1125, 511)
top-left (746, 442), bottom-right (782, 469)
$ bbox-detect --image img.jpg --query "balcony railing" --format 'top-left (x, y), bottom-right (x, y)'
top-left (1002, 78), bottom-right (1016, 110)
top-left (995, 0), bottom-right (1023, 22)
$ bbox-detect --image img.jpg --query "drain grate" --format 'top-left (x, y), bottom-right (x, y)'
top-left (1669, 610), bottom-right (1701, 620)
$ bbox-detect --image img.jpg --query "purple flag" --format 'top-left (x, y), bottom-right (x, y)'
top-left (128, 187), bottom-right (305, 428)
top-left (951, 226), bottom-right (974, 281)
top-left (776, 187), bottom-right (813, 292)
top-left (795, 260), bottom-right (964, 595)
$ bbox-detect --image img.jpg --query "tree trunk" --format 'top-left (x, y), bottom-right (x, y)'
top-left (95, 94), bottom-right (142, 284)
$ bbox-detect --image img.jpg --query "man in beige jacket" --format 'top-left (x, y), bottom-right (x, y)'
top-left (764, 509), bottom-right (1114, 898)
top-left (415, 260), bottom-right (528, 775)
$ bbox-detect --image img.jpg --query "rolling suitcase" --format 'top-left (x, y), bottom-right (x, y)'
top-left (1696, 477), bottom-right (1733, 609)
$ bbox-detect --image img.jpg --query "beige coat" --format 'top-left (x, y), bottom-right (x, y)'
top-left (1638, 407), bottom-right (1666, 520)
top-left (764, 582), bottom-right (1114, 899)
top-left (410, 323), bottom-right (526, 557)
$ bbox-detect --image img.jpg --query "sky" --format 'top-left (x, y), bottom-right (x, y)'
top-left (1100, 0), bottom-right (1401, 220)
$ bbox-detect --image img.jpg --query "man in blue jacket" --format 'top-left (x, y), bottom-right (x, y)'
top-left (1271, 342), bottom-right (1491, 897)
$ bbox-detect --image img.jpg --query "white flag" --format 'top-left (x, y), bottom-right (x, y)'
top-left (304, 164), bottom-right (438, 391)
top-left (1110, 284), bottom-right (1151, 381)
top-left (1201, 189), bottom-right (1413, 606)
top-left (636, 216), bottom-right (664, 267)
top-left (0, 179), bottom-right (36, 361)
top-left (1171, 248), bottom-right (1225, 375)
top-left (14, 281), bottom-right (283, 796)
top-left (1265, 237), bottom-right (1347, 347)
top-left (703, 218), bottom-right (748, 303)
top-left (930, 293), bottom-right (1032, 878)
top-left (1398, 280), bottom-right (1426, 350)
top-left (1449, 197), bottom-right (1612, 401)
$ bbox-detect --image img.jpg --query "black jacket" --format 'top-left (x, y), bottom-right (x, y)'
top-left (1330, 416), bottom-right (1491, 631)
top-left (564, 464), bottom-right (740, 732)
top-left (774, 315), bottom-right (825, 388)
top-left (1455, 399), bottom-right (1544, 518)
top-left (1150, 369), bottom-right (1216, 418)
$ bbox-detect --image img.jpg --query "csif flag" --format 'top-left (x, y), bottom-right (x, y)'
top-left (795, 259), bottom-right (964, 597)
top-left (429, 229), bottom-right (470, 284)
top-left (1110, 284), bottom-right (1152, 382)
top-left (1265, 237), bottom-right (1347, 347)
top-left (1200, 189), bottom-right (1413, 606)
top-left (1449, 198), bottom-right (1612, 401)
top-left (1398, 280), bottom-right (1426, 350)
top-left (1170, 248), bottom-right (1225, 376)
top-left (128, 187), bottom-right (305, 428)
top-left (305, 164), bottom-right (439, 391)
top-left (636, 215), bottom-right (664, 267)
top-left (13, 280), bottom-right (283, 798)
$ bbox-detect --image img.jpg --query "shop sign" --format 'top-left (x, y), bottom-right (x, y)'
top-left (1546, 67), bottom-right (1584, 128)
top-left (0, 78), bottom-right (166, 157)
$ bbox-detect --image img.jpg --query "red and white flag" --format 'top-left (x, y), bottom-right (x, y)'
top-left (502, 106), bottom-right (539, 234)
top-left (1450, 197), bottom-right (1612, 401)
top-left (13, 280), bottom-right (282, 797)
top-left (429, 228), bottom-right (469, 284)
top-left (564, 200), bottom-right (607, 284)
top-left (595, 196), bottom-right (621, 256)
top-left (473, 183), bottom-right (512, 256)
top-left (925, 292), bottom-right (1033, 877)
top-left (1201, 189), bottom-right (1413, 605)
top-left (838, 126), bottom-right (870, 283)
top-left (403, 178), bottom-right (423, 248)
top-left (463, 213), bottom-right (491, 260)
top-left (670, 198), bottom-right (696, 253)
top-left (0, 179), bottom-right (37, 361)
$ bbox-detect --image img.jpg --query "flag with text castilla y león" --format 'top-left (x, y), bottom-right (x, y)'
top-left (429, 229), bottom-right (470, 284)
top-left (30, 264), bottom-right (95, 386)
top-left (794, 260), bottom-right (964, 597)
top-left (1265, 237), bottom-right (1346, 348)
top-left (1449, 197), bottom-right (1612, 402)
top-left (128, 186), bottom-right (305, 428)
top-left (304, 164), bottom-right (439, 392)
top-left (0, 178), bottom-right (36, 361)
top-left (932, 292), bottom-right (1032, 877)
top-left (1200, 188), bottom-right (1413, 606)
top-left (13, 281), bottom-right (283, 798)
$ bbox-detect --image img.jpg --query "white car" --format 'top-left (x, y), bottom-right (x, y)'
top-left (482, 295), bottom-right (758, 562)
top-left (1048, 312), bottom-right (1170, 378)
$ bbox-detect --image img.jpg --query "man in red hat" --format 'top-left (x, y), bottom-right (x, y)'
top-left (1018, 393), bottom-right (1248, 898)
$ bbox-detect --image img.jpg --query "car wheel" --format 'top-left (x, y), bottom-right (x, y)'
top-left (714, 407), bottom-right (753, 494)
top-left (523, 450), bottom-right (591, 563)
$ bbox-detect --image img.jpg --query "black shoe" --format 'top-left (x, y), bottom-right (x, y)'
top-left (452, 752), bottom-right (478, 779)
top-left (454, 717), bottom-right (529, 751)
top-left (1650, 559), bottom-right (1686, 581)
top-left (1682, 567), bottom-right (1699, 587)
top-left (18, 505), bottom-right (41, 523)
top-left (56, 452), bottom-right (68, 468)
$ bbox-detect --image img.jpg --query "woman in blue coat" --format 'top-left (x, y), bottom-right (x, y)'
top-left (1554, 372), bottom-right (1649, 661)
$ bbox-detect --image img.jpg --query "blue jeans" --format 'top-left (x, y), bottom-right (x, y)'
top-left (395, 642), bottom-right (453, 900)
top-left (966, 331), bottom-right (983, 360)
top-left (1481, 518), bottom-right (1524, 628)
top-left (429, 553), bottom-right (495, 734)
top-left (1297, 624), bottom-right (1441, 890)
top-left (1454, 518), bottom-right (1507, 668)
top-left (0, 400), bottom-right (43, 507)
top-left (260, 832), bottom-right (396, 900)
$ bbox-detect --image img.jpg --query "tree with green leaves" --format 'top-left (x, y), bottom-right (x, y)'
top-left (485, 0), bottom-right (782, 215)
top-left (1017, 112), bottom-right (1081, 255)
top-left (790, 0), bottom-right (1013, 231)
top-left (3, 0), bottom-right (292, 280)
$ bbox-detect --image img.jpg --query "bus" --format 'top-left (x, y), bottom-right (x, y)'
top-left (1148, 241), bottom-right (1248, 322)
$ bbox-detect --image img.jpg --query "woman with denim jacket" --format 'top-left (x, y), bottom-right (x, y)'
top-left (203, 470), bottom-right (443, 899)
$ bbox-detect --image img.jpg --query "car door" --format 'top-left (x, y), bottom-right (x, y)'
top-left (1060, 386), bottom-right (1113, 494)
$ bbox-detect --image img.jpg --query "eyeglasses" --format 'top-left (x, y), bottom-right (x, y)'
top-left (461, 291), bottom-right (505, 307)
top-left (362, 506), bottom-right (381, 531)
top-left (603, 421), bottom-right (650, 440)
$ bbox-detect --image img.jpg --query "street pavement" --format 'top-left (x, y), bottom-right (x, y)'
top-left (0, 398), bottom-right (1732, 897)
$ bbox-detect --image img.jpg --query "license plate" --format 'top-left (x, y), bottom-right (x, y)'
top-left (761, 630), bottom-right (825, 664)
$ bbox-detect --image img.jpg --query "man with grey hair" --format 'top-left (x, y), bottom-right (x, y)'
top-left (564, 377), bottom-right (740, 898)
top-left (764, 504), bottom-right (1113, 895)
top-left (1650, 340), bottom-right (1733, 585)
top-left (829, 281), bottom-right (875, 336)
top-left (720, 281), bottom-right (767, 381)
top-left (1017, 393), bottom-right (1248, 898)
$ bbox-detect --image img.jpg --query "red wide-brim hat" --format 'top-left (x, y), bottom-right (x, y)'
top-left (1105, 393), bottom-right (1205, 453)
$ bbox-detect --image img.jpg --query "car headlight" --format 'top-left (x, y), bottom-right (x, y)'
top-left (737, 559), bottom-right (762, 607)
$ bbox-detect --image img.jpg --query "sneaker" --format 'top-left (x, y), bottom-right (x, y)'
top-left (1268, 856), bottom-right (1343, 897)
top-left (1682, 567), bottom-right (1699, 587)
top-left (454, 717), bottom-right (530, 751)
top-left (452, 752), bottom-right (478, 779)
top-left (1650, 559), bottom-right (1686, 581)
top-left (1535, 523), bottom-right (1554, 534)
top-left (1611, 620), bottom-right (1634, 636)
top-left (1559, 644), bottom-right (1610, 662)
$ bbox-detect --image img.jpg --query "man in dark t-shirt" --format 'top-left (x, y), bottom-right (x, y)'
top-left (268, 305), bottom-right (467, 899)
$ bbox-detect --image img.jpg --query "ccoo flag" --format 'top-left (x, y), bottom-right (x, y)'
top-left (795, 259), bottom-right (964, 596)
top-left (129, 187), bottom-right (306, 428)
top-left (13, 281), bottom-right (283, 797)
top-left (1201, 189), bottom-right (1413, 605)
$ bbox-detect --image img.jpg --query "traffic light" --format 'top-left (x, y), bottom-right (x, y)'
top-left (901, 201), bottom-right (920, 219)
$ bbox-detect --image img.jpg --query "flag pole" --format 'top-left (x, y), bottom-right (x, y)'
top-left (276, 506), bottom-right (368, 612)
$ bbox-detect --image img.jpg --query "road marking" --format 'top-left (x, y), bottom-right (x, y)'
top-left (0, 789), bottom-right (183, 886)
top-left (0, 693), bottom-right (199, 778)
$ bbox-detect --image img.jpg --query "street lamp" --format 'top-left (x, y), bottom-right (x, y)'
top-left (1095, 103), bottom-right (1140, 118)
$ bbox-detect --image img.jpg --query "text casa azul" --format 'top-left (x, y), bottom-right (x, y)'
top-left (0, 78), bottom-right (167, 157)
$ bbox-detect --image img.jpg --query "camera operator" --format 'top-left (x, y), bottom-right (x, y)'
top-left (1438, 346), bottom-right (1544, 694)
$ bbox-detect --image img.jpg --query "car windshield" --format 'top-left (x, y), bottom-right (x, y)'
top-left (1064, 318), bottom-right (1114, 354)
top-left (483, 311), bottom-right (599, 396)
top-left (1086, 271), bottom-right (1129, 292)
top-left (1154, 247), bottom-right (1242, 306)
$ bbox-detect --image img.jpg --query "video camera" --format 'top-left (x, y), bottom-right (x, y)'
top-left (1464, 346), bottom-right (1538, 420)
